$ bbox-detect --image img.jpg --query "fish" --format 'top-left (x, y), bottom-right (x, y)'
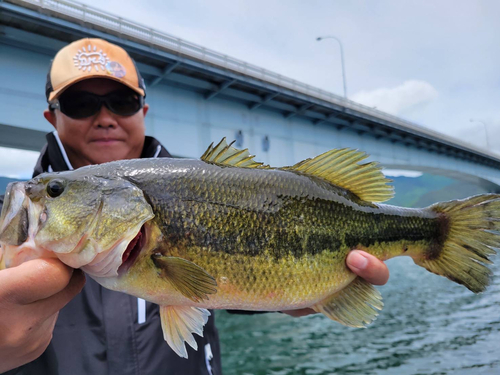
top-left (0, 138), bottom-right (499, 358)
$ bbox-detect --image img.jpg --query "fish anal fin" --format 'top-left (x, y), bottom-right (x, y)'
top-left (200, 137), bottom-right (271, 169)
top-left (313, 277), bottom-right (383, 327)
top-left (282, 148), bottom-right (394, 202)
top-left (151, 254), bottom-right (217, 302)
top-left (159, 305), bottom-right (211, 358)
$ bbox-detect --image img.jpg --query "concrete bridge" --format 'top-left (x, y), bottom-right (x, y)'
top-left (1, 0), bottom-right (499, 191)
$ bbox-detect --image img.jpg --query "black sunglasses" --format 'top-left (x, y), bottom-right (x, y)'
top-left (49, 89), bottom-right (144, 119)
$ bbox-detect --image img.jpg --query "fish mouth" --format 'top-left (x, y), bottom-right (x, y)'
top-left (0, 182), bottom-right (29, 246)
top-left (118, 224), bottom-right (146, 275)
top-left (0, 182), bottom-right (51, 269)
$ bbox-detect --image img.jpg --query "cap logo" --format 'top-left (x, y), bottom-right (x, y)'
top-left (73, 44), bottom-right (110, 72)
top-left (106, 61), bottom-right (126, 78)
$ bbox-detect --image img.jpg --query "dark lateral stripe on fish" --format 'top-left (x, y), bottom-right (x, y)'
top-left (153, 196), bottom-right (442, 259)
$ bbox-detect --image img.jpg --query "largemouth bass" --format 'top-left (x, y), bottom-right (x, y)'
top-left (0, 139), bottom-right (498, 358)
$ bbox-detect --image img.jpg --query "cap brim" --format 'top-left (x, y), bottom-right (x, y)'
top-left (48, 75), bottom-right (145, 102)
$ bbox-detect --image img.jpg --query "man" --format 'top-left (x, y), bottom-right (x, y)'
top-left (0, 38), bottom-right (389, 374)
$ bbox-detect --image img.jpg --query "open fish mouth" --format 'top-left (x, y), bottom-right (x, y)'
top-left (0, 182), bottom-right (29, 246)
top-left (0, 182), bottom-right (53, 268)
top-left (81, 223), bottom-right (148, 279)
top-left (118, 224), bottom-right (147, 275)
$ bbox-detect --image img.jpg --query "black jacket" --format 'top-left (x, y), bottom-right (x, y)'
top-left (2, 133), bottom-right (223, 375)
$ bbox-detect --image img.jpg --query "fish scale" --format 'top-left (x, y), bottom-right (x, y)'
top-left (110, 159), bottom-right (440, 310)
top-left (0, 138), bottom-right (498, 359)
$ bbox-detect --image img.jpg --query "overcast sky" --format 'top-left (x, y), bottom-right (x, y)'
top-left (2, 0), bottom-right (499, 178)
top-left (77, 0), bottom-right (499, 153)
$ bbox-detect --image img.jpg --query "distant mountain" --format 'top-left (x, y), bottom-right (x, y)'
top-left (387, 174), bottom-right (490, 208)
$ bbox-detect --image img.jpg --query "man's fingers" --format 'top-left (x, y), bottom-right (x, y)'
top-left (0, 258), bottom-right (76, 305)
top-left (281, 308), bottom-right (316, 317)
top-left (346, 250), bottom-right (389, 285)
top-left (32, 270), bottom-right (85, 319)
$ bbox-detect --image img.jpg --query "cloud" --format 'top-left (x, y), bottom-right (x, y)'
top-left (73, 0), bottom-right (499, 139)
top-left (0, 147), bottom-right (40, 180)
top-left (457, 118), bottom-right (500, 155)
top-left (351, 80), bottom-right (438, 116)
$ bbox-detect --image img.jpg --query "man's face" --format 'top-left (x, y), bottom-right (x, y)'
top-left (44, 78), bottom-right (149, 169)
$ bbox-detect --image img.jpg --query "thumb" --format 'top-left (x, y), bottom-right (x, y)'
top-left (346, 250), bottom-right (389, 285)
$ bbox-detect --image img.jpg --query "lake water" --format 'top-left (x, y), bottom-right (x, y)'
top-left (216, 175), bottom-right (500, 374)
top-left (216, 257), bottom-right (500, 374)
top-left (1, 159), bottom-right (499, 374)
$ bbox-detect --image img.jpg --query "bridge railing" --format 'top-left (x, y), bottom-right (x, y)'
top-left (6, 0), bottom-right (499, 160)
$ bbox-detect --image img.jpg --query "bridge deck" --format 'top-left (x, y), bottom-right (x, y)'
top-left (1, 0), bottom-right (500, 170)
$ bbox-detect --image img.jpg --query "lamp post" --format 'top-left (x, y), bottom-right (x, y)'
top-left (316, 35), bottom-right (347, 99)
top-left (470, 119), bottom-right (490, 150)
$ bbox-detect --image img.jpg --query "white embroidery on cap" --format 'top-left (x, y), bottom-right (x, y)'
top-left (73, 44), bottom-right (110, 72)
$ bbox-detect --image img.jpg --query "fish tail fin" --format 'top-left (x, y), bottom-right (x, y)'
top-left (414, 194), bottom-right (500, 293)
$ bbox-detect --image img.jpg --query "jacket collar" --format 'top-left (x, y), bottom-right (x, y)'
top-left (33, 131), bottom-right (171, 177)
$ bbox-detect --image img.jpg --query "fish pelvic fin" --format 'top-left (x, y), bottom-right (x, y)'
top-left (313, 277), bottom-right (383, 328)
top-left (160, 305), bottom-right (211, 358)
top-left (151, 254), bottom-right (218, 302)
top-left (415, 194), bottom-right (500, 293)
top-left (201, 138), bottom-right (271, 169)
top-left (281, 148), bottom-right (394, 202)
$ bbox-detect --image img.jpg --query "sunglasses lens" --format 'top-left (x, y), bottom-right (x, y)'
top-left (59, 93), bottom-right (101, 119)
top-left (107, 91), bottom-right (142, 116)
top-left (57, 90), bottom-right (143, 119)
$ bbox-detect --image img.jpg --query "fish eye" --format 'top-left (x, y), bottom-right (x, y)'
top-left (47, 179), bottom-right (65, 198)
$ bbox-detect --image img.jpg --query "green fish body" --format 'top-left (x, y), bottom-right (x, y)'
top-left (0, 139), bottom-right (498, 358)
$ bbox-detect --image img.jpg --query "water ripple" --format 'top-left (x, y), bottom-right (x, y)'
top-left (218, 257), bottom-right (500, 374)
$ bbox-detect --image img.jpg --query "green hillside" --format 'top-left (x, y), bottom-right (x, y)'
top-left (387, 173), bottom-right (490, 208)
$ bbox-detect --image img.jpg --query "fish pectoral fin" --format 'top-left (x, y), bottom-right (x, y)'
top-left (151, 254), bottom-right (217, 302)
top-left (200, 138), bottom-right (271, 169)
top-left (159, 305), bottom-right (211, 358)
top-left (313, 277), bottom-right (384, 328)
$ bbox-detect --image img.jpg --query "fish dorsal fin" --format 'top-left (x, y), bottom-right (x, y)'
top-left (283, 148), bottom-right (394, 202)
top-left (201, 138), bottom-right (270, 169)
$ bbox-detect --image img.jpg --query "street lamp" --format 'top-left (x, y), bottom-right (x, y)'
top-left (470, 118), bottom-right (490, 150)
top-left (316, 35), bottom-right (347, 99)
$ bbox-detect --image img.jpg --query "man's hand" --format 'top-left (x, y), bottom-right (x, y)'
top-left (345, 250), bottom-right (389, 285)
top-left (282, 250), bottom-right (389, 317)
top-left (0, 259), bottom-right (85, 373)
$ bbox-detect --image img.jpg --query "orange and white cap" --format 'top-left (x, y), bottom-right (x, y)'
top-left (45, 38), bottom-right (146, 102)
